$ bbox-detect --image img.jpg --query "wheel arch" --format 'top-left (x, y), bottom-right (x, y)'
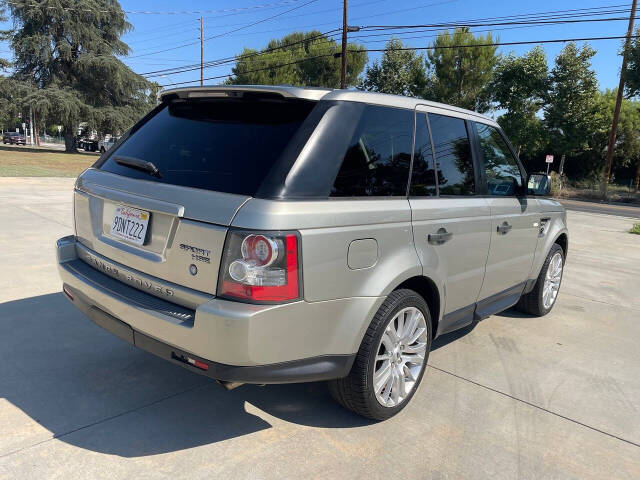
top-left (554, 232), bottom-right (568, 258)
top-left (392, 275), bottom-right (441, 339)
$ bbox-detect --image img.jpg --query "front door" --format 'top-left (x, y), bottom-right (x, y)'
top-left (472, 122), bottom-right (540, 315)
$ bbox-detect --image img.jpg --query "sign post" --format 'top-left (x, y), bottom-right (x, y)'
top-left (545, 154), bottom-right (554, 175)
top-left (57, 125), bottom-right (62, 143)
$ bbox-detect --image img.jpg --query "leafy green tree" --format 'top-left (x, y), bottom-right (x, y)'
top-left (3, 0), bottom-right (157, 151)
top-left (426, 27), bottom-right (499, 112)
top-left (623, 27), bottom-right (640, 98)
top-left (491, 47), bottom-right (548, 158)
top-left (360, 38), bottom-right (427, 96)
top-left (227, 31), bottom-right (367, 88)
top-left (543, 42), bottom-right (599, 176)
top-left (592, 90), bottom-right (640, 179)
top-left (0, 3), bottom-right (9, 71)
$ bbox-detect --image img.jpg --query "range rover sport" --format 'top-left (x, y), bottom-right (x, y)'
top-left (56, 85), bottom-right (568, 420)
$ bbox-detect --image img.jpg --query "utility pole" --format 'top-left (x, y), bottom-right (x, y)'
top-left (200, 16), bottom-right (204, 86)
top-left (340, 0), bottom-right (348, 89)
top-left (602, 0), bottom-right (638, 197)
top-left (29, 105), bottom-right (34, 146)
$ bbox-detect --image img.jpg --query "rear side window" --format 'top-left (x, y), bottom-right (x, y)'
top-left (475, 122), bottom-right (523, 196)
top-left (99, 98), bottom-right (315, 196)
top-left (428, 113), bottom-right (475, 196)
top-left (331, 105), bottom-right (413, 197)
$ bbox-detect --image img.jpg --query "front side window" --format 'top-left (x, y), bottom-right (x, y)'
top-left (428, 113), bottom-right (475, 196)
top-left (476, 122), bottom-right (523, 196)
top-left (331, 105), bottom-right (413, 197)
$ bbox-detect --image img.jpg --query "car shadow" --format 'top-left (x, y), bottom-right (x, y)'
top-left (431, 322), bottom-right (478, 350)
top-left (0, 293), bottom-right (372, 458)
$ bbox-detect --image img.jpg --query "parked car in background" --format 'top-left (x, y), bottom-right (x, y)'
top-left (83, 139), bottom-right (98, 152)
top-left (56, 85), bottom-right (568, 420)
top-left (3, 131), bottom-right (26, 145)
top-left (99, 137), bottom-right (119, 153)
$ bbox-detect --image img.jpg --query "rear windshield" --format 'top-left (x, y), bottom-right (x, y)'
top-left (98, 98), bottom-right (315, 195)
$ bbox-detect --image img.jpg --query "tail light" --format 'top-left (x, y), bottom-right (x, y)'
top-left (218, 230), bottom-right (301, 303)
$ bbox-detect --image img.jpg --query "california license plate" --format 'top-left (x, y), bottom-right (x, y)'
top-left (110, 206), bottom-right (149, 246)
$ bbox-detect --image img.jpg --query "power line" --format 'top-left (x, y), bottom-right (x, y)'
top-left (4, 0), bottom-right (306, 15)
top-left (139, 11), bottom-right (629, 78)
top-left (159, 34), bottom-right (638, 88)
top-left (142, 29), bottom-right (342, 77)
top-left (127, 0), bottom-right (320, 58)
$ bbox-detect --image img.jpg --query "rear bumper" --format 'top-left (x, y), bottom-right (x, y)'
top-left (57, 236), bottom-right (377, 383)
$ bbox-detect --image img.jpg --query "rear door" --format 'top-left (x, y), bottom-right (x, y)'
top-left (472, 121), bottom-right (540, 315)
top-left (409, 110), bottom-right (491, 333)
top-left (74, 96), bottom-right (316, 296)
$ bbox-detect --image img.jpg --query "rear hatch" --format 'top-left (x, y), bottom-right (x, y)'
top-left (73, 93), bottom-right (317, 297)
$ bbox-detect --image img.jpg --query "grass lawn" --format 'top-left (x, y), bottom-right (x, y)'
top-left (0, 146), bottom-right (96, 177)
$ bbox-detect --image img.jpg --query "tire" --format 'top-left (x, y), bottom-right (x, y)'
top-left (516, 243), bottom-right (564, 316)
top-left (328, 289), bottom-right (432, 420)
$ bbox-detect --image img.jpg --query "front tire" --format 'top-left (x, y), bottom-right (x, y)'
top-left (516, 243), bottom-right (564, 316)
top-left (329, 289), bottom-right (432, 420)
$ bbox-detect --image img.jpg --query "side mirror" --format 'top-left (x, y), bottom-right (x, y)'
top-left (527, 173), bottom-right (551, 196)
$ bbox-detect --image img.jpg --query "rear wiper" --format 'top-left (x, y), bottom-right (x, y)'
top-left (113, 155), bottom-right (162, 178)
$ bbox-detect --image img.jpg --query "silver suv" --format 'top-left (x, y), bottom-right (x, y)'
top-left (56, 86), bottom-right (568, 420)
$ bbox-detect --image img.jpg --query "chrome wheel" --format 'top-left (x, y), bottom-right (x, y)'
top-left (543, 252), bottom-right (563, 309)
top-left (373, 306), bottom-right (428, 408)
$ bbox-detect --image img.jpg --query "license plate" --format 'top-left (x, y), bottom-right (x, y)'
top-left (110, 206), bottom-right (149, 246)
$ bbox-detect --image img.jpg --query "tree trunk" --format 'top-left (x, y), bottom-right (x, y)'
top-left (635, 157), bottom-right (640, 193)
top-left (64, 132), bottom-right (77, 153)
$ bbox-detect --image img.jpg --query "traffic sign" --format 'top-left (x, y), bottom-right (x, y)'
top-left (545, 155), bottom-right (554, 163)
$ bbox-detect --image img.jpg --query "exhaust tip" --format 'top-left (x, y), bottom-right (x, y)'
top-left (217, 380), bottom-right (244, 391)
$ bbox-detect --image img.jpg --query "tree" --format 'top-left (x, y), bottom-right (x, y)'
top-left (426, 27), bottom-right (499, 112)
top-left (3, 0), bottom-right (157, 151)
top-left (623, 26), bottom-right (640, 98)
top-left (591, 89), bottom-right (640, 188)
top-left (491, 47), bottom-right (548, 159)
top-left (227, 31), bottom-right (367, 88)
top-left (360, 38), bottom-right (427, 96)
top-left (544, 42), bottom-right (599, 177)
top-left (0, 3), bottom-right (9, 71)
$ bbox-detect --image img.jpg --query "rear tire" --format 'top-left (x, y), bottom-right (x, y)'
top-left (328, 289), bottom-right (432, 420)
top-left (516, 243), bottom-right (564, 316)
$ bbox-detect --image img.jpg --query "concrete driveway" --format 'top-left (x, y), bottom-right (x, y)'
top-left (1, 178), bottom-right (639, 479)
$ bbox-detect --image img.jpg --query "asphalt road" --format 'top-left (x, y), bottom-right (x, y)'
top-left (0, 178), bottom-right (639, 479)
top-left (559, 198), bottom-right (640, 219)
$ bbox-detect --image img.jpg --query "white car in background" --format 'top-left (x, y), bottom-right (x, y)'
top-left (98, 137), bottom-right (119, 153)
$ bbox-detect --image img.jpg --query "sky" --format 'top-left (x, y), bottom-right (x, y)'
top-left (0, 0), bottom-right (632, 91)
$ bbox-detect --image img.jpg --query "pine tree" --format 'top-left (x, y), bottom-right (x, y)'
top-left (360, 38), bottom-right (427, 97)
top-left (227, 31), bottom-right (367, 88)
top-left (426, 27), bottom-right (499, 112)
top-left (3, 0), bottom-right (157, 151)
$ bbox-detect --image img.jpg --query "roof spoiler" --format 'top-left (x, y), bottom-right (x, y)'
top-left (159, 85), bottom-right (331, 102)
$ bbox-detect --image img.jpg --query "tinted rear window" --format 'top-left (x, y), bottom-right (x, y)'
top-left (330, 105), bottom-right (413, 197)
top-left (99, 98), bottom-right (315, 195)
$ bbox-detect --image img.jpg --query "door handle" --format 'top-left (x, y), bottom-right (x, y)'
top-left (428, 228), bottom-right (453, 245)
top-left (497, 222), bottom-right (513, 235)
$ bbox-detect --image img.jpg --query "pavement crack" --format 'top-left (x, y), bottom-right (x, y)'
top-left (0, 380), bottom-right (214, 460)
top-left (428, 364), bottom-right (640, 449)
